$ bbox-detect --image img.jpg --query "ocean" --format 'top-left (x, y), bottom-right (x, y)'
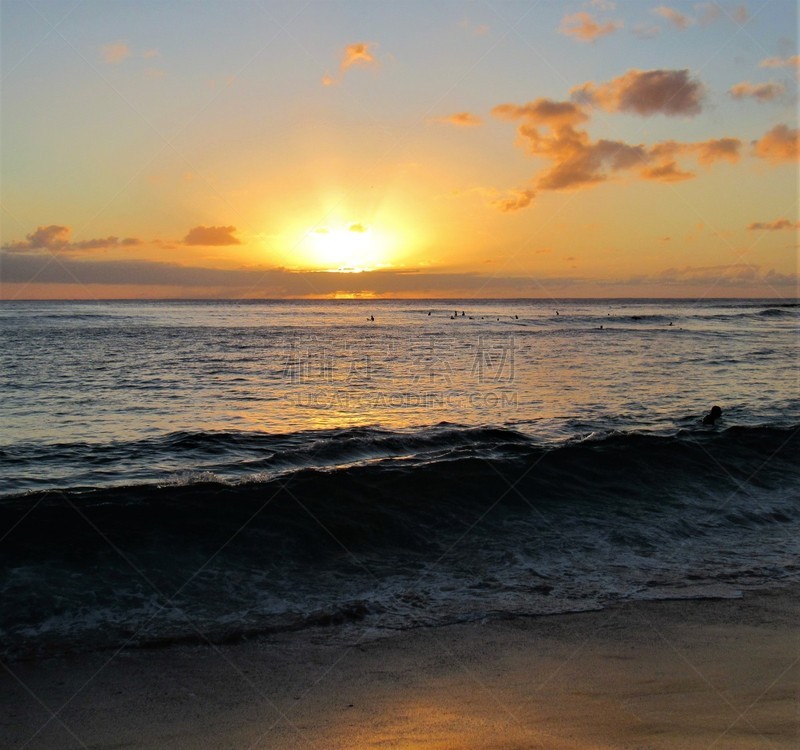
top-left (1, 298), bottom-right (798, 660)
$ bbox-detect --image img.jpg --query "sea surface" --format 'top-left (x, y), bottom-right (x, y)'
top-left (1, 298), bottom-right (798, 659)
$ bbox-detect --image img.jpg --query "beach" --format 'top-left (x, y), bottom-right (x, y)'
top-left (4, 585), bottom-right (797, 749)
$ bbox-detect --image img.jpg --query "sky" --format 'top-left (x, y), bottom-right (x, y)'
top-left (1, 0), bottom-right (797, 299)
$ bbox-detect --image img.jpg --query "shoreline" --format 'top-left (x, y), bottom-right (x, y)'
top-left (3, 585), bottom-right (798, 749)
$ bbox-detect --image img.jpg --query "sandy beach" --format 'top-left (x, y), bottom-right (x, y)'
top-left (3, 585), bottom-right (797, 749)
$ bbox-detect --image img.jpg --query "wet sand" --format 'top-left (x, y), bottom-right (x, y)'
top-left (2, 586), bottom-right (798, 749)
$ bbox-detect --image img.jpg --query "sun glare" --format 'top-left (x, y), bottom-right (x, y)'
top-left (302, 223), bottom-right (390, 272)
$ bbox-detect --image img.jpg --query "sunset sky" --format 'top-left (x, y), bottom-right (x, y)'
top-left (1, 0), bottom-right (797, 299)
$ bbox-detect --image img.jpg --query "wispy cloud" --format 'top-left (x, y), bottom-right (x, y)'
top-left (431, 112), bottom-right (482, 127)
top-left (459, 18), bottom-right (490, 36)
top-left (747, 218), bottom-right (799, 231)
top-left (759, 55), bottom-right (800, 69)
top-left (323, 42), bottom-right (379, 86)
top-left (101, 41), bottom-right (132, 64)
top-left (728, 81), bottom-right (785, 102)
top-left (652, 6), bottom-right (694, 30)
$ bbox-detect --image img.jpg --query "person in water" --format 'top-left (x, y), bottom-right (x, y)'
top-left (702, 405), bottom-right (722, 425)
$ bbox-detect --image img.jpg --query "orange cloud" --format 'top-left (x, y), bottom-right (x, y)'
top-left (753, 124), bottom-right (799, 163)
top-left (183, 225), bottom-right (241, 246)
top-left (323, 42), bottom-right (379, 86)
top-left (652, 6), bottom-right (694, 29)
top-left (492, 95), bottom-right (741, 208)
top-left (431, 112), bottom-right (482, 127)
top-left (493, 99), bottom-right (587, 127)
top-left (747, 218), bottom-right (799, 231)
top-left (342, 42), bottom-right (376, 70)
top-left (729, 81), bottom-right (784, 102)
top-left (101, 42), bottom-right (131, 64)
top-left (650, 138), bottom-right (742, 166)
top-left (559, 11), bottom-right (622, 42)
top-left (571, 68), bottom-right (705, 117)
top-left (640, 161), bottom-right (694, 182)
top-left (693, 137), bottom-right (741, 165)
top-left (493, 188), bottom-right (536, 213)
top-left (759, 55), bottom-right (800, 69)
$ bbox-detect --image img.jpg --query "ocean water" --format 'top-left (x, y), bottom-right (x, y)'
top-left (0, 298), bottom-right (798, 659)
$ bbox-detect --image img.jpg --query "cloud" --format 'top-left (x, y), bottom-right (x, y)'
top-left (431, 112), bottom-right (482, 127)
top-left (323, 42), bottom-right (379, 85)
top-left (459, 19), bottom-right (490, 36)
top-left (492, 95), bottom-right (740, 209)
top-left (571, 68), bottom-right (705, 117)
top-left (648, 137), bottom-right (742, 166)
top-left (183, 225), bottom-right (241, 246)
top-left (342, 42), bottom-right (376, 70)
top-left (731, 4), bottom-right (749, 24)
top-left (3, 225), bottom-right (142, 252)
top-left (142, 49), bottom-right (160, 59)
top-left (633, 24), bottom-right (661, 39)
top-left (559, 12), bottom-right (622, 42)
top-left (759, 55), bottom-right (800, 69)
top-left (493, 99), bottom-right (588, 126)
top-left (651, 264), bottom-right (796, 286)
top-left (652, 6), bottom-right (694, 29)
top-left (101, 42), bottom-right (131, 64)
top-left (747, 218), bottom-right (799, 231)
top-left (4, 253), bottom-right (794, 296)
top-left (9, 224), bottom-right (71, 250)
top-left (693, 137), bottom-right (741, 165)
top-left (729, 81), bottom-right (785, 102)
top-left (753, 124), bottom-right (799, 163)
top-left (640, 161), bottom-right (694, 182)
top-left (493, 188), bottom-right (537, 213)
top-left (695, 2), bottom-right (721, 24)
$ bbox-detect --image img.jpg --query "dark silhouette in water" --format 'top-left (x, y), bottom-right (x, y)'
top-left (702, 405), bottom-right (722, 425)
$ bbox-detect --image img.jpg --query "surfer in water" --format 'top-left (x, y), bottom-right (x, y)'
top-left (702, 405), bottom-right (722, 425)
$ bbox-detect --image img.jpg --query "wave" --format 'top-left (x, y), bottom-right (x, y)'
top-left (2, 424), bottom-right (797, 557)
top-left (2, 424), bottom-right (798, 659)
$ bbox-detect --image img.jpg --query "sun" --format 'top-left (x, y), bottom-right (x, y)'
top-left (303, 222), bottom-right (388, 272)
